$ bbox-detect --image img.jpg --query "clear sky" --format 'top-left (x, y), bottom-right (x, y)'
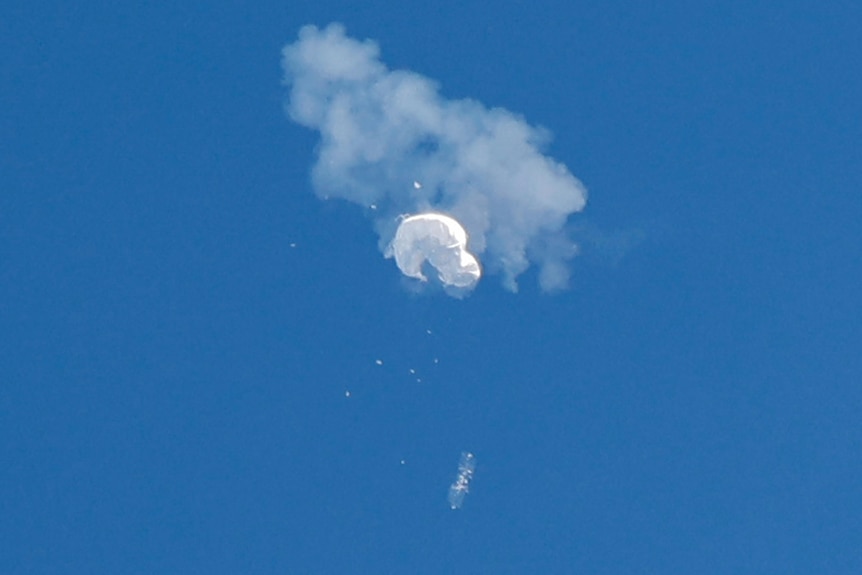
top-left (2, 1), bottom-right (861, 573)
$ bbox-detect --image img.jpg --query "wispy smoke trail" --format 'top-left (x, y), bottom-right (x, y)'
top-left (282, 23), bottom-right (588, 292)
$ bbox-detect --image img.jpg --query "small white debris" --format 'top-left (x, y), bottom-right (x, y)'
top-left (289, 242), bottom-right (297, 248)
top-left (433, 358), bottom-right (439, 364)
top-left (400, 459), bottom-right (406, 465)
top-left (413, 181), bottom-right (422, 189)
top-left (426, 329), bottom-right (432, 335)
top-left (345, 390), bottom-right (351, 397)
top-left (369, 204), bottom-right (377, 210)
top-left (375, 359), bottom-right (383, 366)
top-left (409, 368), bottom-right (416, 374)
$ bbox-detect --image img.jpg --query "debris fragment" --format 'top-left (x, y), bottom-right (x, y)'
top-left (448, 452), bottom-right (475, 509)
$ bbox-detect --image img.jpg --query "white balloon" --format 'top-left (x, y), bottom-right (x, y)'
top-left (390, 213), bottom-right (481, 289)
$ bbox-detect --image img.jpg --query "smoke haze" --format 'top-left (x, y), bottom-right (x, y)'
top-left (282, 23), bottom-right (588, 292)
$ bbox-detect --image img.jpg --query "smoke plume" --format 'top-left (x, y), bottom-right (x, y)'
top-left (282, 23), bottom-right (588, 292)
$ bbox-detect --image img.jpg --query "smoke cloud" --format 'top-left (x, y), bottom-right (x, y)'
top-left (282, 23), bottom-right (588, 292)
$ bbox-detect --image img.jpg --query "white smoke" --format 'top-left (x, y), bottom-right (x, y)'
top-left (282, 23), bottom-right (588, 292)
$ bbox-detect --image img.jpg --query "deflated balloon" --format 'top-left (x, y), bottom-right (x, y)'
top-left (390, 213), bottom-right (481, 288)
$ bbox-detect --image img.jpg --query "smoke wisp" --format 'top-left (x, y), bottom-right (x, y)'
top-left (282, 23), bottom-right (588, 292)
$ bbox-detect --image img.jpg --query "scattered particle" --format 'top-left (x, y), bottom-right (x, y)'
top-left (345, 390), bottom-right (351, 397)
top-left (289, 243), bottom-right (297, 248)
top-left (400, 459), bottom-right (406, 465)
top-left (375, 359), bottom-right (383, 365)
top-left (409, 368), bottom-right (416, 374)
top-left (413, 181), bottom-right (422, 189)
top-left (433, 358), bottom-right (439, 364)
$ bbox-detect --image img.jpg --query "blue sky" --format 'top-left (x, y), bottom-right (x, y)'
top-left (2, 1), bottom-right (861, 573)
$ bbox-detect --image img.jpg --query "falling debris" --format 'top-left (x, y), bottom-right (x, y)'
top-left (389, 213), bottom-right (481, 290)
top-left (345, 390), bottom-right (351, 397)
top-left (375, 359), bottom-right (384, 366)
top-left (448, 452), bottom-right (475, 510)
top-left (413, 181), bottom-right (422, 189)
top-left (289, 243), bottom-right (297, 248)
top-left (426, 329), bottom-right (432, 335)
top-left (409, 368), bottom-right (415, 374)
top-left (400, 459), bottom-right (406, 465)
